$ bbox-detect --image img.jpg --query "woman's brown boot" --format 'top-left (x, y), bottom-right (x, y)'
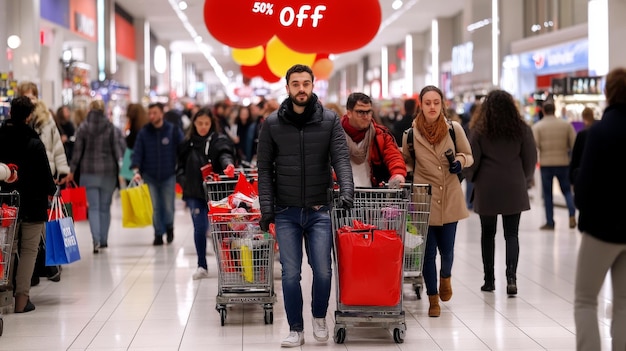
top-left (439, 276), bottom-right (452, 301)
top-left (428, 294), bottom-right (440, 317)
top-left (14, 294), bottom-right (35, 313)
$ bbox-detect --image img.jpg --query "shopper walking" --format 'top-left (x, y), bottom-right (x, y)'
top-left (131, 102), bottom-right (184, 245)
top-left (177, 107), bottom-right (236, 280)
top-left (463, 90), bottom-right (537, 295)
top-left (573, 67), bottom-right (626, 351)
top-left (0, 96), bottom-right (56, 312)
top-left (341, 92), bottom-right (406, 187)
top-left (66, 100), bottom-right (124, 253)
top-left (257, 64), bottom-right (353, 347)
top-left (401, 85), bottom-right (473, 317)
top-left (18, 82), bottom-right (68, 284)
top-left (531, 101), bottom-right (576, 230)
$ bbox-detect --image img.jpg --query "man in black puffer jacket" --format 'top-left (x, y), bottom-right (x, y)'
top-left (257, 64), bottom-right (353, 347)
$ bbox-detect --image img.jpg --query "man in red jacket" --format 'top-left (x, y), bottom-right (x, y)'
top-left (341, 92), bottom-right (406, 188)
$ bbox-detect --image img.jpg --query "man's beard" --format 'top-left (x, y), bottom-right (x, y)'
top-left (290, 92), bottom-right (312, 107)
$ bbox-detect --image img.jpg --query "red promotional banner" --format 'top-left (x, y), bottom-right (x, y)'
top-left (204, 0), bottom-right (382, 53)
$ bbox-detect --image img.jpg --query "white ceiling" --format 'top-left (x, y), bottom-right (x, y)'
top-left (116, 0), bottom-right (465, 86)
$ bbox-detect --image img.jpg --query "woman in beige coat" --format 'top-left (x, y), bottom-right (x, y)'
top-left (402, 85), bottom-right (473, 317)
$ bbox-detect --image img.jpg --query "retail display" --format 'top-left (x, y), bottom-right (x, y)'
top-left (0, 74), bottom-right (17, 125)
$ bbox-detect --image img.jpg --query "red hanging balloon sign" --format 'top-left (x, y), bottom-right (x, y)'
top-left (204, 0), bottom-right (382, 53)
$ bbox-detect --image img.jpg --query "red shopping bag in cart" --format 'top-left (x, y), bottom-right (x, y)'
top-left (336, 220), bottom-right (403, 306)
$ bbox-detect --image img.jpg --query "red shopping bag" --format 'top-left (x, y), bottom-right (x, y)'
top-left (61, 181), bottom-right (88, 221)
top-left (336, 225), bottom-right (403, 306)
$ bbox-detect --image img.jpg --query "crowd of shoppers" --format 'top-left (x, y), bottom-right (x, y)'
top-left (4, 62), bottom-right (622, 351)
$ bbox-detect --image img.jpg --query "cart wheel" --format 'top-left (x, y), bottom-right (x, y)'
top-left (219, 309), bottom-right (227, 326)
top-left (334, 328), bottom-right (346, 344)
top-left (264, 309), bottom-right (274, 324)
top-left (415, 285), bottom-right (422, 299)
top-left (393, 328), bottom-right (404, 343)
top-left (0, 317), bottom-right (3, 337)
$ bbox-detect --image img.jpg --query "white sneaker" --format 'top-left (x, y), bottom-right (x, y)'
top-left (312, 317), bottom-right (329, 341)
top-left (281, 331), bottom-right (304, 348)
top-left (192, 267), bottom-right (209, 280)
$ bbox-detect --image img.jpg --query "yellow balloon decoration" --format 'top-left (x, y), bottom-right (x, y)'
top-left (231, 46), bottom-right (264, 66)
top-left (265, 36), bottom-right (316, 78)
top-left (312, 58), bottom-right (334, 80)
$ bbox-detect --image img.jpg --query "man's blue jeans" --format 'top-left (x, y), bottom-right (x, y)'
top-left (423, 222), bottom-right (457, 296)
top-left (80, 174), bottom-right (117, 247)
top-left (274, 205), bottom-right (332, 332)
top-left (540, 166), bottom-right (576, 226)
top-left (186, 197), bottom-right (208, 269)
top-left (142, 174), bottom-right (176, 236)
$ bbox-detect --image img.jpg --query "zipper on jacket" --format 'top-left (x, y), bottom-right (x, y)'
top-left (300, 128), bottom-right (305, 207)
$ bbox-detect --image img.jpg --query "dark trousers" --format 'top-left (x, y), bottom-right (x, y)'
top-left (479, 213), bottom-right (521, 282)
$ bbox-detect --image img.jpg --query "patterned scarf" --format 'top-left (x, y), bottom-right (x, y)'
top-left (415, 113), bottom-right (449, 145)
top-left (342, 115), bottom-right (374, 164)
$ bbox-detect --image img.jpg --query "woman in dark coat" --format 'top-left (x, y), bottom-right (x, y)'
top-left (176, 107), bottom-right (236, 280)
top-left (463, 90), bottom-right (537, 295)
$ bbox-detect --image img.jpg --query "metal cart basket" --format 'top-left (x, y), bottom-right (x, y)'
top-left (331, 186), bottom-right (410, 344)
top-left (0, 191), bottom-right (19, 337)
top-left (403, 184), bottom-right (432, 299)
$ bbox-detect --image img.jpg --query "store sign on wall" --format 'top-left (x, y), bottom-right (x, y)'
top-left (451, 42), bottom-right (474, 75)
top-left (519, 40), bottom-right (588, 74)
top-left (75, 12), bottom-right (95, 38)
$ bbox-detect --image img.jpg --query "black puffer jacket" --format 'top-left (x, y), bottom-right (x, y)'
top-left (257, 95), bottom-right (353, 214)
top-left (0, 121), bottom-right (56, 221)
top-left (177, 132), bottom-right (236, 200)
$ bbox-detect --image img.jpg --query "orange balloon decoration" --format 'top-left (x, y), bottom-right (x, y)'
top-left (231, 46), bottom-right (264, 66)
top-left (265, 36), bottom-right (316, 78)
top-left (312, 58), bottom-right (333, 80)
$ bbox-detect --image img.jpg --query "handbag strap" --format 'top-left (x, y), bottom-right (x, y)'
top-left (48, 187), bottom-right (69, 221)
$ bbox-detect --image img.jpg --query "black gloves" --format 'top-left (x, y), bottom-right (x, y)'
top-left (339, 195), bottom-right (354, 209)
top-left (259, 214), bottom-right (275, 232)
top-left (449, 160), bottom-right (462, 174)
top-left (445, 148), bottom-right (462, 174)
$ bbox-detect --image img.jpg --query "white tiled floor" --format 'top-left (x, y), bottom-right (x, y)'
top-left (0, 186), bottom-right (615, 350)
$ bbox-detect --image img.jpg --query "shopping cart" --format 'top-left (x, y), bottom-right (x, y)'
top-left (203, 168), bottom-right (258, 202)
top-left (0, 191), bottom-right (19, 337)
top-left (403, 184), bottom-right (432, 299)
top-left (210, 213), bottom-right (276, 326)
top-left (331, 186), bottom-right (410, 344)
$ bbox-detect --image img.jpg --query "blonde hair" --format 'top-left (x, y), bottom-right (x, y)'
top-left (17, 81), bottom-right (38, 97)
top-left (89, 99), bottom-right (105, 112)
top-left (73, 108), bottom-right (88, 127)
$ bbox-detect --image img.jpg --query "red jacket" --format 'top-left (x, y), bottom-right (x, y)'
top-left (368, 123), bottom-right (407, 186)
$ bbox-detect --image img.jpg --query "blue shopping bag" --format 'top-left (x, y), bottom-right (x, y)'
top-left (45, 193), bottom-right (81, 265)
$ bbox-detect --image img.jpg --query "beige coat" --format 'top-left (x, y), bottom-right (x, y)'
top-left (532, 115), bottom-right (576, 166)
top-left (402, 120), bottom-right (473, 226)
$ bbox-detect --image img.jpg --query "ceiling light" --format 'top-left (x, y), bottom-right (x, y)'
top-left (178, 1), bottom-right (188, 10)
top-left (392, 0), bottom-right (403, 10)
top-left (7, 35), bottom-right (21, 49)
